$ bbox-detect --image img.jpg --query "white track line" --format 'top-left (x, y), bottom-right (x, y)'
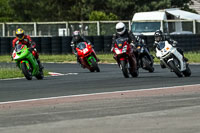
top-left (0, 72), bottom-right (78, 80)
top-left (0, 83), bottom-right (200, 105)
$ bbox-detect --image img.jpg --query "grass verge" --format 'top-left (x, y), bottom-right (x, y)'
top-left (0, 67), bottom-right (49, 79)
top-left (0, 52), bottom-right (200, 64)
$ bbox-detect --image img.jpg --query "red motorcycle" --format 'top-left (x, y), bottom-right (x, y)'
top-left (112, 37), bottom-right (138, 78)
top-left (76, 42), bottom-right (100, 72)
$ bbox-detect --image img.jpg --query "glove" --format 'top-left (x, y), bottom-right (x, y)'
top-left (29, 47), bottom-right (34, 52)
top-left (130, 43), bottom-right (136, 47)
top-left (172, 41), bottom-right (177, 47)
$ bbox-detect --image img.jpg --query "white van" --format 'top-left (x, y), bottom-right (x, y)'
top-left (131, 11), bottom-right (168, 35)
top-left (131, 8), bottom-right (200, 35)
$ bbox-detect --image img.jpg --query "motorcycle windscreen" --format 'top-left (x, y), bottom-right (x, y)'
top-left (157, 41), bottom-right (165, 50)
top-left (15, 44), bottom-right (25, 52)
top-left (77, 42), bottom-right (86, 50)
top-left (116, 38), bottom-right (127, 49)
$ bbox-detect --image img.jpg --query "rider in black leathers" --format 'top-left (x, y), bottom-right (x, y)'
top-left (153, 30), bottom-right (188, 68)
top-left (70, 31), bottom-right (99, 65)
top-left (111, 22), bottom-right (139, 67)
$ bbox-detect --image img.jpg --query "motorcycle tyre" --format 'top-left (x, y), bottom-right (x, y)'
top-left (22, 62), bottom-right (32, 80)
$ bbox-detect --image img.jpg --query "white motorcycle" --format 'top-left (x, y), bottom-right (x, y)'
top-left (156, 41), bottom-right (191, 77)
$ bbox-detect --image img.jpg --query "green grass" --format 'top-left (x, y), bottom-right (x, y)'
top-left (0, 67), bottom-right (24, 79)
top-left (0, 52), bottom-right (200, 64)
top-left (0, 67), bottom-right (49, 79)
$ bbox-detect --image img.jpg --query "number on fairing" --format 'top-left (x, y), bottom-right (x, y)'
top-left (83, 48), bottom-right (88, 54)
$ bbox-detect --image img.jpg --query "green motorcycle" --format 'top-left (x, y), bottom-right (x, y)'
top-left (12, 44), bottom-right (44, 80)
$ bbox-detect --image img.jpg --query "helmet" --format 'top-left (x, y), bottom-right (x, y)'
top-left (116, 22), bottom-right (126, 35)
top-left (154, 30), bottom-right (163, 42)
top-left (73, 30), bottom-right (81, 41)
top-left (16, 28), bottom-right (25, 40)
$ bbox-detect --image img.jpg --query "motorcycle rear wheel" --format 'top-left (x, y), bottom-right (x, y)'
top-left (142, 56), bottom-right (154, 73)
top-left (35, 69), bottom-right (44, 80)
top-left (182, 64), bottom-right (191, 77)
top-left (129, 68), bottom-right (139, 77)
top-left (22, 62), bottom-right (32, 80)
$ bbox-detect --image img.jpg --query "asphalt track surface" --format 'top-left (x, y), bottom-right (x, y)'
top-left (0, 63), bottom-right (200, 102)
top-left (0, 63), bottom-right (200, 133)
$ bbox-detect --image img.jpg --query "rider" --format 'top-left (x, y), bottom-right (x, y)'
top-left (153, 30), bottom-right (188, 68)
top-left (70, 30), bottom-right (99, 65)
top-left (12, 28), bottom-right (43, 70)
top-left (111, 22), bottom-right (139, 67)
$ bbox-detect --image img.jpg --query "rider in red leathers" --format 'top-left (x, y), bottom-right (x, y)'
top-left (12, 28), bottom-right (43, 70)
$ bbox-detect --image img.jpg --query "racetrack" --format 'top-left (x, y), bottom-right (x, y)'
top-left (0, 63), bottom-right (200, 133)
top-left (0, 63), bottom-right (199, 102)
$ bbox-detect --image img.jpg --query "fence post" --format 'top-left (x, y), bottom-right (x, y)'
top-left (66, 22), bottom-right (69, 36)
top-left (2, 23), bottom-right (5, 37)
top-left (97, 21), bottom-right (100, 36)
top-left (34, 22), bottom-right (37, 36)
top-left (193, 20), bottom-right (196, 34)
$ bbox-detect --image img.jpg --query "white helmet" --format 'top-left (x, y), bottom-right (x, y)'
top-left (116, 22), bottom-right (126, 35)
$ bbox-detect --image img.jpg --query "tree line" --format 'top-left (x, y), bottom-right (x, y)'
top-left (0, 0), bottom-right (196, 22)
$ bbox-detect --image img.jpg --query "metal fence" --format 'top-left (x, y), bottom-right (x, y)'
top-left (0, 20), bottom-right (200, 37)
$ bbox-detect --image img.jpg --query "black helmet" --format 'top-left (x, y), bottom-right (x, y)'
top-left (73, 30), bottom-right (81, 41)
top-left (154, 30), bottom-right (163, 42)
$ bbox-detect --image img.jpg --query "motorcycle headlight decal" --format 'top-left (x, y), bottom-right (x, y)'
top-left (166, 47), bottom-right (170, 51)
top-left (83, 48), bottom-right (89, 54)
top-left (122, 45), bottom-right (127, 53)
top-left (115, 48), bottom-right (120, 54)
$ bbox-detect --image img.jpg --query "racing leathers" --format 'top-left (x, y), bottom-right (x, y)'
top-left (12, 35), bottom-right (43, 70)
top-left (70, 36), bottom-right (99, 64)
top-left (111, 30), bottom-right (139, 68)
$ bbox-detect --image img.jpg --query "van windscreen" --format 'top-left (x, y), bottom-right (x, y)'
top-left (132, 22), bottom-right (160, 33)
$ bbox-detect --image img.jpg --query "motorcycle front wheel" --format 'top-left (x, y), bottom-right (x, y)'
top-left (168, 60), bottom-right (183, 77)
top-left (90, 58), bottom-right (100, 72)
top-left (22, 62), bottom-right (32, 80)
top-left (142, 56), bottom-right (154, 73)
top-left (120, 60), bottom-right (129, 78)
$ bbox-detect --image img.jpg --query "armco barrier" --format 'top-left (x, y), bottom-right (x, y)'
top-left (41, 37), bottom-right (51, 54)
top-left (93, 36), bottom-right (104, 52)
top-left (170, 34), bottom-right (200, 51)
top-left (85, 36), bottom-right (94, 46)
top-left (51, 37), bottom-right (62, 54)
top-left (0, 35), bottom-right (199, 55)
top-left (103, 36), bottom-right (112, 52)
top-left (61, 36), bottom-right (72, 54)
top-left (32, 37), bottom-right (41, 53)
top-left (0, 37), bottom-right (11, 55)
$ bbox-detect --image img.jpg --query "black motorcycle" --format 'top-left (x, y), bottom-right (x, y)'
top-left (136, 37), bottom-right (154, 72)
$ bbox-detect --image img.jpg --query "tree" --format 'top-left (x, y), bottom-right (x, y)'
top-left (89, 11), bottom-right (118, 21)
top-left (0, 0), bottom-right (13, 22)
top-left (0, 0), bottom-right (195, 22)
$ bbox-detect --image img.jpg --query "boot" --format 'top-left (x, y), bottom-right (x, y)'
top-left (92, 50), bottom-right (100, 62)
top-left (183, 57), bottom-right (188, 62)
top-left (37, 59), bottom-right (44, 70)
